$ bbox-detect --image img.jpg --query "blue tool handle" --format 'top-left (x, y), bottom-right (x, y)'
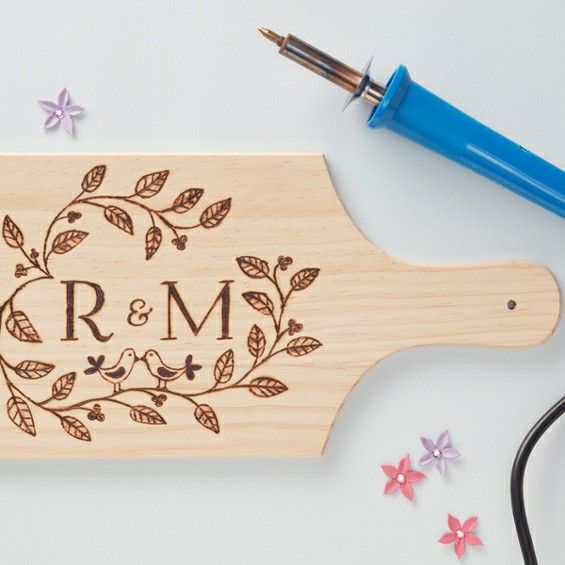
top-left (367, 65), bottom-right (565, 218)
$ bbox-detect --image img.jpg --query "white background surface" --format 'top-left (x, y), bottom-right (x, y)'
top-left (0, 1), bottom-right (564, 563)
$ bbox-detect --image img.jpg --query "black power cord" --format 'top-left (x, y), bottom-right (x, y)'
top-left (511, 395), bottom-right (565, 565)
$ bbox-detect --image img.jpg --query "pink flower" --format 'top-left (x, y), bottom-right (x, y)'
top-left (439, 514), bottom-right (483, 559)
top-left (38, 88), bottom-right (84, 134)
top-left (381, 454), bottom-right (426, 501)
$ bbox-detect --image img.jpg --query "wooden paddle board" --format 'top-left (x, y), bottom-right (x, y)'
top-left (0, 154), bottom-right (560, 457)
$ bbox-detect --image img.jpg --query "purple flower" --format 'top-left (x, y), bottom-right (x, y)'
top-left (419, 430), bottom-right (460, 475)
top-left (38, 88), bottom-right (84, 134)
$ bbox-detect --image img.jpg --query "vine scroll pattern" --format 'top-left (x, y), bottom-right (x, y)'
top-left (0, 165), bottom-right (322, 441)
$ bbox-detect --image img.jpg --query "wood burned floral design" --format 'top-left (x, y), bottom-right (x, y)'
top-left (0, 164), bottom-right (322, 441)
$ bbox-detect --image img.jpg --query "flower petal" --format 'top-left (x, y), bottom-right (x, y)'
top-left (38, 100), bottom-right (58, 112)
top-left (421, 436), bottom-right (436, 452)
top-left (58, 88), bottom-right (69, 107)
top-left (419, 453), bottom-right (434, 466)
top-left (463, 516), bottom-right (478, 533)
top-left (383, 479), bottom-right (399, 495)
top-left (399, 481), bottom-right (413, 501)
top-left (65, 104), bottom-right (84, 116)
top-left (437, 430), bottom-right (450, 449)
top-left (406, 470), bottom-right (426, 483)
top-left (61, 113), bottom-right (73, 134)
top-left (448, 514), bottom-right (462, 533)
top-left (398, 454), bottom-right (411, 474)
top-left (44, 113), bottom-right (60, 129)
top-left (381, 465), bottom-right (398, 479)
top-left (439, 533), bottom-right (456, 544)
top-left (465, 533), bottom-right (482, 546)
top-left (455, 538), bottom-right (466, 559)
top-left (442, 448), bottom-right (461, 460)
top-left (436, 457), bottom-right (446, 475)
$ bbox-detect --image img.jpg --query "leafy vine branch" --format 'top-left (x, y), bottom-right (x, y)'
top-left (1, 165), bottom-right (231, 340)
top-left (0, 165), bottom-right (321, 441)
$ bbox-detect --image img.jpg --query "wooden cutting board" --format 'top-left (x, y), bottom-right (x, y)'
top-left (0, 154), bottom-right (560, 458)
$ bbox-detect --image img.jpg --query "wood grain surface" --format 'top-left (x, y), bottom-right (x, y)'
top-left (0, 154), bottom-right (560, 457)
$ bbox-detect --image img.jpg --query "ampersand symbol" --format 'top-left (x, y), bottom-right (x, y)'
top-left (128, 299), bottom-right (153, 327)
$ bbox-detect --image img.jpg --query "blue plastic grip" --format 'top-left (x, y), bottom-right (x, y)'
top-left (367, 65), bottom-right (565, 218)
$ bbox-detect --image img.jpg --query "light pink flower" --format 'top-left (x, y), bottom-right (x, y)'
top-left (439, 514), bottom-right (483, 559)
top-left (38, 88), bottom-right (84, 134)
top-left (381, 454), bottom-right (426, 501)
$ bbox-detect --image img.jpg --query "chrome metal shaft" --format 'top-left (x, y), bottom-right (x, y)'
top-left (259, 28), bottom-right (386, 107)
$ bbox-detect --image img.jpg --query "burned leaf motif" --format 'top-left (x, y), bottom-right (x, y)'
top-left (214, 349), bottom-right (234, 384)
top-left (129, 405), bottom-right (166, 425)
top-left (1, 174), bottom-right (318, 441)
top-left (2, 215), bottom-right (24, 248)
top-left (51, 230), bottom-right (88, 254)
top-left (172, 188), bottom-right (204, 213)
top-left (6, 311), bottom-right (42, 343)
top-left (286, 336), bottom-right (322, 357)
top-left (290, 268), bottom-right (320, 291)
top-left (200, 198), bottom-right (231, 228)
top-left (236, 256), bottom-right (270, 279)
top-left (242, 291), bottom-right (274, 316)
top-left (249, 377), bottom-right (288, 398)
top-left (52, 373), bottom-right (76, 400)
top-left (104, 205), bottom-right (134, 235)
top-left (194, 404), bottom-right (220, 434)
top-left (7, 396), bottom-right (36, 436)
top-left (60, 416), bottom-right (91, 441)
top-left (81, 165), bottom-right (106, 192)
top-left (145, 226), bottom-right (162, 260)
top-left (248, 324), bottom-right (266, 358)
top-left (135, 170), bottom-right (169, 198)
top-left (15, 360), bottom-right (54, 379)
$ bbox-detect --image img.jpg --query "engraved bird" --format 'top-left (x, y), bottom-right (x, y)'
top-left (141, 349), bottom-right (202, 390)
top-left (84, 348), bottom-right (138, 394)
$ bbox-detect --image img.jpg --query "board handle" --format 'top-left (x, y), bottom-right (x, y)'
top-left (387, 261), bottom-right (561, 349)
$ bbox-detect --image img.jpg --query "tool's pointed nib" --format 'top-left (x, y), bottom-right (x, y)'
top-left (258, 27), bottom-right (284, 47)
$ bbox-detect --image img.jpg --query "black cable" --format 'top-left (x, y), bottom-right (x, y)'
top-left (511, 394), bottom-right (565, 565)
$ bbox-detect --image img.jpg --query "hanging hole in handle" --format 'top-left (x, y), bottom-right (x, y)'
top-left (507, 299), bottom-right (517, 310)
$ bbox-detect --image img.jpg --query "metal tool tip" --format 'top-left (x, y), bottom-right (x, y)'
top-left (258, 27), bottom-right (284, 47)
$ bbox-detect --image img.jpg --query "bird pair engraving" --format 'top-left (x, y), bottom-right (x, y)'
top-left (84, 349), bottom-right (202, 393)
